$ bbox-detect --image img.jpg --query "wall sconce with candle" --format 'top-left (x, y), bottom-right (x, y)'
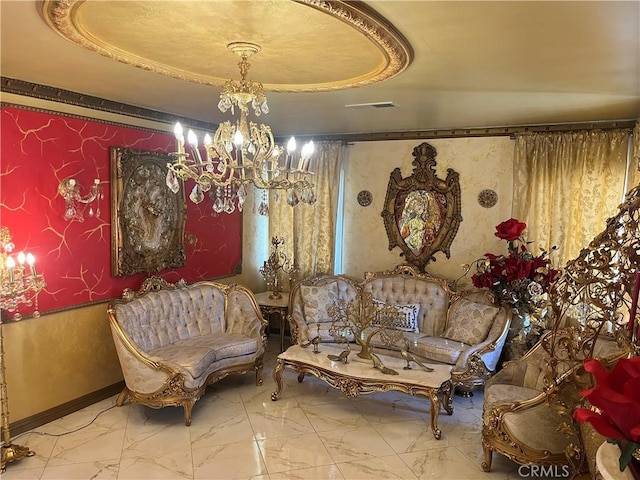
top-left (58, 177), bottom-right (103, 222)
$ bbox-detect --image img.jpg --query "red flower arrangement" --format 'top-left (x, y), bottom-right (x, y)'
top-left (573, 356), bottom-right (640, 473)
top-left (471, 218), bottom-right (558, 322)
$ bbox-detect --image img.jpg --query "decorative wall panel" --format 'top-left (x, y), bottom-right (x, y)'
top-left (0, 106), bottom-right (242, 317)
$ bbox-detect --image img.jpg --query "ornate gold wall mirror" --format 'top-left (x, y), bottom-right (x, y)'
top-left (381, 142), bottom-right (462, 270)
top-left (111, 147), bottom-right (187, 277)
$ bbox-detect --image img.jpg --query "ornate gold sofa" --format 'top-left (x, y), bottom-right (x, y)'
top-left (107, 276), bottom-right (267, 426)
top-left (287, 264), bottom-right (511, 389)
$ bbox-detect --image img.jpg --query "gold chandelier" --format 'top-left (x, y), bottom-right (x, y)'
top-left (166, 42), bottom-right (316, 214)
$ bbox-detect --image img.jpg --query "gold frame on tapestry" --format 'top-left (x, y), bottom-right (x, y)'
top-left (110, 147), bottom-right (187, 277)
top-left (381, 142), bottom-right (462, 271)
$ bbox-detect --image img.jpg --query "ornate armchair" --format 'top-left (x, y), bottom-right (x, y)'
top-left (482, 183), bottom-right (640, 473)
top-left (482, 327), bottom-right (627, 472)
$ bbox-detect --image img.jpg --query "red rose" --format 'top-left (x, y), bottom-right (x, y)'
top-left (495, 218), bottom-right (527, 241)
top-left (471, 272), bottom-right (495, 289)
top-left (502, 255), bottom-right (532, 281)
top-left (573, 357), bottom-right (640, 443)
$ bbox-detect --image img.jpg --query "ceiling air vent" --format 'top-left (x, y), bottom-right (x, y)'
top-left (345, 101), bottom-right (398, 110)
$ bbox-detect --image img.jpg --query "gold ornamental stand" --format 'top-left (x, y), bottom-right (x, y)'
top-left (0, 227), bottom-right (45, 472)
top-left (1, 316), bottom-right (35, 472)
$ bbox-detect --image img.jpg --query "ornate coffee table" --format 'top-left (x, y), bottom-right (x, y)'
top-left (271, 344), bottom-right (453, 439)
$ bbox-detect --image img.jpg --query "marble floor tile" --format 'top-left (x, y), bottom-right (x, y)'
top-left (301, 401), bottom-right (369, 433)
top-left (336, 453), bottom-right (419, 480)
top-left (371, 419), bottom-right (447, 453)
top-left (317, 424), bottom-right (396, 463)
top-left (46, 423), bottom-right (125, 467)
top-left (247, 405), bottom-right (315, 440)
top-left (349, 395), bottom-right (424, 424)
top-left (40, 460), bottom-right (119, 479)
top-left (256, 431), bottom-right (334, 474)
top-left (400, 446), bottom-right (491, 480)
top-left (269, 463), bottom-right (346, 480)
top-left (0, 467), bottom-right (44, 480)
top-left (192, 440), bottom-right (267, 480)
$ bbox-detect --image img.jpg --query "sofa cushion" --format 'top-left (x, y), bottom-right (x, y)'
top-left (484, 384), bottom-right (575, 454)
top-left (301, 282), bottom-right (339, 323)
top-left (373, 299), bottom-right (420, 332)
top-left (411, 336), bottom-right (468, 365)
top-left (149, 332), bottom-right (258, 380)
top-left (443, 297), bottom-right (499, 346)
top-left (484, 384), bottom-right (541, 412)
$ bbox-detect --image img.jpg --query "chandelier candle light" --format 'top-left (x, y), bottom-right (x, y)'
top-left (167, 42), bottom-right (316, 215)
top-left (1, 227), bottom-right (46, 472)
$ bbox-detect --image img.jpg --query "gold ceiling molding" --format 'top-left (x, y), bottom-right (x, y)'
top-left (42, 0), bottom-right (413, 93)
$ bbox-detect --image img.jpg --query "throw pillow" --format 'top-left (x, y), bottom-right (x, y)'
top-left (373, 299), bottom-right (420, 333)
top-left (300, 282), bottom-right (339, 324)
top-left (443, 297), bottom-right (499, 345)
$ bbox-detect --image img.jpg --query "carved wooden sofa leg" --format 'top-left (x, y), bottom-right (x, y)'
top-left (255, 362), bottom-right (264, 386)
top-left (183, 401), bottom-right (195, 427)
top-left (482, 442), bottom-right (493, 472)
top-left (116, 388), bottom-right (129, 407)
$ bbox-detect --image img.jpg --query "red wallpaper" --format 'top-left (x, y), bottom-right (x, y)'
top-left (0, 106), bottom-right (242, 317)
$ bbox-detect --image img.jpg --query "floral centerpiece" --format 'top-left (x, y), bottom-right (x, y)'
top-left (573, 356), bottom-right (640, 476)
top-left (471, 218), bottom-right (558, 341)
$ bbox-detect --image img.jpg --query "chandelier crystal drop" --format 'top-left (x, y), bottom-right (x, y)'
top-left (167, 42), bottom-right (316, 214)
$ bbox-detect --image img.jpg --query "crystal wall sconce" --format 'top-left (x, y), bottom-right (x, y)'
top-left (58, 178), bottom-right (102, 222)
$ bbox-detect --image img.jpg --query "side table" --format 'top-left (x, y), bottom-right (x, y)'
top-left (254, 291), bottom-right (289, 352)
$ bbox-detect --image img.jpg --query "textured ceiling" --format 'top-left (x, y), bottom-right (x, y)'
top-left (1, 1), bottom-right (639, 137)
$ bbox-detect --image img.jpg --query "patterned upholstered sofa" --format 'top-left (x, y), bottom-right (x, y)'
top-left (107, 276), bottom-right (267, 426)
top-left (288, 264), bottom-right (511, 389)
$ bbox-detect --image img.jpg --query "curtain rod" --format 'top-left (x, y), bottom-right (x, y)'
top-left (282, 120), bottom-right (636, 143)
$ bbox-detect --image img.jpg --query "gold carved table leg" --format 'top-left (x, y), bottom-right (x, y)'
top-left (271, 358), bottom-right (285, 401)
top-left (441, 379), bottom-right (454, 415)
top-left (426, 379), bottom-right (453, 440)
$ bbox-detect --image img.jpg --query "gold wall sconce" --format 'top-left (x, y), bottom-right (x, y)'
top-left (58, 177), bottom-right (103, 222)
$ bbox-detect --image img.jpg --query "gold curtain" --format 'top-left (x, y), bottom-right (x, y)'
top-left (631, 119), bottom-right (640, 190)
top-left (269, 141), bottom-right (344, 281)
top-left (513, 130), bottom-right (631, 267)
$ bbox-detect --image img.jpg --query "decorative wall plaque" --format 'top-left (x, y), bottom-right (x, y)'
top-left (111, 147), bottom-right (187, 276)
top-left (357, 190), bottom-right (373, 206)
top-left (381, 142), bottom-right (462, 270)
top-left (478, 189), bottom-right (498, 208)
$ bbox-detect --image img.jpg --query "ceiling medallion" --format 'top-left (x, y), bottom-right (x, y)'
top-left (43, 0), bottom-right (412, 93)
top-left (478, 189), bottom-right (498, 208)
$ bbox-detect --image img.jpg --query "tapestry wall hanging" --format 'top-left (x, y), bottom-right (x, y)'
top-left (381, 142), bottom-right (462, 270)
top-left (111, 147), bottom-right (187, 276)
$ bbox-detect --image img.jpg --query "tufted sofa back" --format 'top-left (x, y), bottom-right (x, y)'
top-left (289, 275), bottom-right (359, 324)
top-left (363, 274), bottom-right (451, 337)
top-left (112, 282), bottom-right (230, 353)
